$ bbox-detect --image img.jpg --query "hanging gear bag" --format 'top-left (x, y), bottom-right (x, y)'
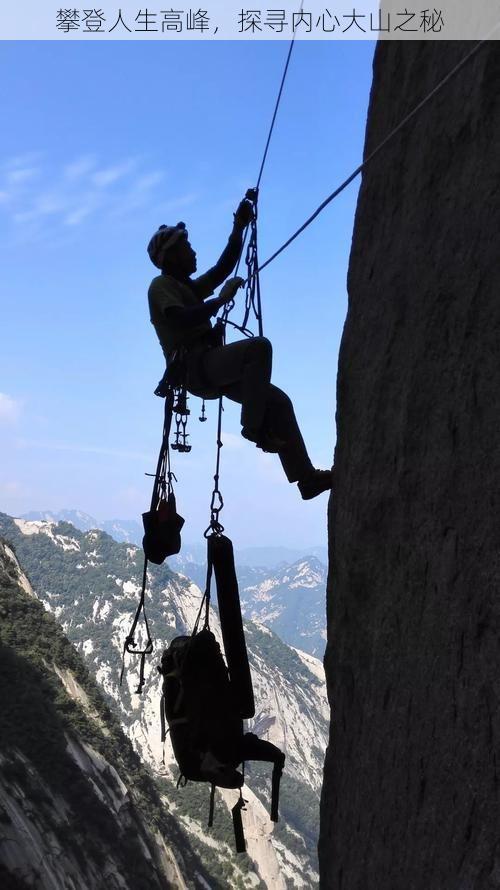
top-left (159, 626), bottom-right (285, 853)
top-left (142, 490), bottom-right (184, 564)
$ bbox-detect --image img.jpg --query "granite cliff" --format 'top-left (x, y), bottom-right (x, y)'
top-left (320, 40), bottom-right (500, 889)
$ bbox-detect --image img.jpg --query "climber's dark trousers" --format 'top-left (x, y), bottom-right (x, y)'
top-left (187, 337), bottom-right (314, 483)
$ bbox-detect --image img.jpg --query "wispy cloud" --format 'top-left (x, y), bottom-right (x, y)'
top-left (0, 393), bottom-right (23, 424)
top-left (63, 193), bottom-right (104, 227)
top-left (16, 437), bottom-right (152, 462)
top-left (6, 167), bottom-right (39, 185)
top-left (91, 159), bottom-right (136, 188)
top-left (3, 152), bottom-right (42, 170)
top-left (135, 172), bottom-right (165, 192)
top-left (13, 192), bottom-right (67, 224)
top-left (0, 152), bottom-right (189, 241)
top-left (63, 154), bottom-right (97, 180)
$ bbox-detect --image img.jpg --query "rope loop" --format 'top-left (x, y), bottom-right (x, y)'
top-left (120, 557), bottom-right (154, 695)
top-left (204, 518), bottom-right (224, 538)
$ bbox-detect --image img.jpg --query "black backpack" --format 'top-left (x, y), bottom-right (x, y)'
top-left (158, 535), bottom-right (285, 853)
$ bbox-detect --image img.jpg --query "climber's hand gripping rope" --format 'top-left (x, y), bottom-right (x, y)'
top-left (234, 192), bottom-right (256, 228)
top-left (219, 276), bottom-right (245, 304)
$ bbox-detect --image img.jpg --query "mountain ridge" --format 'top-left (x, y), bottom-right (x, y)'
top-left (21, 510), bottom-right (327, 566)
top-left (0, 512), bottom-right (328, 887)
top-left (0, 536), bottom-right (216, 889)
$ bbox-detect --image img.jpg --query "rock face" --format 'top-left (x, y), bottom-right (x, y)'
top-left (320, 41), bottom-right (500, 889)
top-left (0, 540), bottom-right (196, 890)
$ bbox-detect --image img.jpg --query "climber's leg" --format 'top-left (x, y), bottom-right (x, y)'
top-left (198, 337), bottom-right (272, 432)
top-left (191, 340), bottom-right (333, 498)
top-left (263, 387), bottom-right (333, 496)
top-left (263, 385), bottom-right (314, 483)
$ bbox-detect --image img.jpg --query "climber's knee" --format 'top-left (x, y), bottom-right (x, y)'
top-left (268, 385), bottom-right (292, 411)
top-left (250, 336), bottom-right (272, 362)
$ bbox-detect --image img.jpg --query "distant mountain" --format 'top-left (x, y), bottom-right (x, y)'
top-left (0, 536), bottom-right (213, 889)
top-left (232, 545), bottom-right (328, 569)
top-left (21, 512), bottom-right (327, 567)
top-left (22, 508), bottom-right (100, 532)
top-left (171, 553), bottom-right (327, 658)
top-left (1, 512), bottom-right (329, 888)
top-left (240, 557), bottom-right (327, 658)
top-left (21, 509), bottom-right (144, 545)
top-left (20, 512), bottom-right (327, 656)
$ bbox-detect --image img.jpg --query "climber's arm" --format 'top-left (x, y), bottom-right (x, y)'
top-left (164, 298), bottom-right (224, 329)
top-left (192, 197), bottom-right (255, 297)
top-left (164, 278), bottom-right (245, 329)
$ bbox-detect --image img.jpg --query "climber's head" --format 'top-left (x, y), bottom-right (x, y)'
top-left (147, 222), bottom-right (197, 276)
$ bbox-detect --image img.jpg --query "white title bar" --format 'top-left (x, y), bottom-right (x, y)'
top-left (1, 1), bottom-right (499, 39)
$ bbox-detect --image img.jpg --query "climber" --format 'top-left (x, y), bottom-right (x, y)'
top-left (147, 195), bottom-right (332, 500)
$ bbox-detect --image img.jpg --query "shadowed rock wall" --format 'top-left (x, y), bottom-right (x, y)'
top-left (320, 41), bottom-right (500, 890)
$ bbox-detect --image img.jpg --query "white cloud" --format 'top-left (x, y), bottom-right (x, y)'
top-left (63, 193), bottom-right (103, 226)
top-left (16, 437), bottom-right (151, 461)
top-left (64, 155), bottom-right (97, 180)
top-left (2, 152), bottom-right (42, 171)
top-left (13, 192), bottom-right (67, 224)
top-left (64, 205), bottom-right (94, 227)
top-left (0, 393), bottom-right (22, 424)
top-left (0, 153), bottom-right (178, 239)
top-left (6, 167), bottom-right (38, 185)
top-left (134, 172), bottom-right (165, 192)
top-left (91, 160), bottom-right (136, 188)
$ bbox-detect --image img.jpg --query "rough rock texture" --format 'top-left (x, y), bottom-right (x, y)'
top-left (320, 41), bottom-right (500, 890)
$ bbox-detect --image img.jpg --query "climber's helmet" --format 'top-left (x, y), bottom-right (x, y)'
top-left (147, 222), bottom-right (196, 272)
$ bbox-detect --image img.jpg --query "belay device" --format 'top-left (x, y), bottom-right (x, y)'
top-left (158, 531), bottom-right (285, 853)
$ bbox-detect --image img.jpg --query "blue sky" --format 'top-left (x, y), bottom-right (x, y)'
top-left (0, 39), bottom-right (375, 548)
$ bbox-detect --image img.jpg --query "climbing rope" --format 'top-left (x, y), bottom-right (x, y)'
top-left (227, 21), bottom-right (301, 327)
top-left (203, 25), bottom-right (304, 531)
top-left (258, 37), bottom-right (493, 275)
top-left (256, 10), bottom-right (302, 191)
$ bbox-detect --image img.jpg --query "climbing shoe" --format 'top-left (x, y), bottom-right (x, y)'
top-left (297, 469), bottom-right (333, 500)
top-left (241, 426), bottom-right (287, 454)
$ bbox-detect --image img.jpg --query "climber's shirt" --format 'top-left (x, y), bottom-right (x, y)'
top-left (148, 274), bottom-right (213, 360)
top-left (148, 230), bottom-right (243, 361)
